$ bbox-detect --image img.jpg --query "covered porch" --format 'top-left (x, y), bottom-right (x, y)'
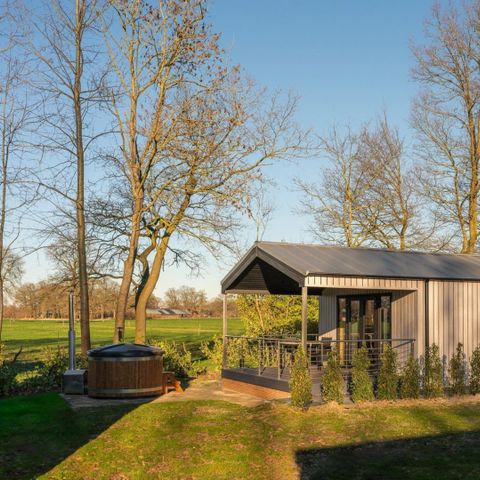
top-left (221, 242), bottom-right (424, 396)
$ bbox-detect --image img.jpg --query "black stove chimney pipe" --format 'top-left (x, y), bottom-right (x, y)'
top-left (68, 291), bottom-right (75, 370)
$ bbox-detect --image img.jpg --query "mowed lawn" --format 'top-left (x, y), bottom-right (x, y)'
top-left (1, 317), bottom-right (244, 362)
top-left (3, 394), bottom-right (480, 479)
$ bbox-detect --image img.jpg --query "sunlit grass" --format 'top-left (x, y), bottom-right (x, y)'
top-left (2, 317), bottom-right (244, 362)
top-left (2, 394), bottom-right (480, 479)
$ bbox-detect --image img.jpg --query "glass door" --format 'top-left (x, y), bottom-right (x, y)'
top-left (337, 294), bottom-right (392, 364)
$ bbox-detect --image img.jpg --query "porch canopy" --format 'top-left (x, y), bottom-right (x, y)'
top-left (221, 241), bottom-right (480, 350)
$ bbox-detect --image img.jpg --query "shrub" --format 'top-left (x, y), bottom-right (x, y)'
top-left (321, 349), bottom-right (344, 404)
top-left (351, 345), bottom-right (374, 402)
top-left (470, 346), bottom-right (480, 395)
top-left (204, 336), bottom-right (262, 370)
top-left (39, 346), bottom-right (69, 387)
top-left (0, 345), bottom-right (20, 397)
top-left (400, 354), bottom-right (421, 399)
top-left (377, 344), bottom-right (398, 400)
top-left (150, 340), bottom-right (203, 378)
top-left (423, 343), bottom-right (444, 398)
top-left (289, 346), bottom-right (312, 409)
top-left (449, 343), bottom-right (466, 396)
top-left (200, 335), bottom-right (223, 372)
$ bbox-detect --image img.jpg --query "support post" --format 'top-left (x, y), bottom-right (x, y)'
top-left (222, 293), bottom-right (228, 369)
top-left (301, 286), bottom-right (308, 352)
top-left (68, 291), bottom-right (75, 370)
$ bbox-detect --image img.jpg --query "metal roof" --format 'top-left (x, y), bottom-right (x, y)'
top-left (221, 242), bottom-right (480, 292)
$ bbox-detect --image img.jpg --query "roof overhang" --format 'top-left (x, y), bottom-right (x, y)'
top-left (221, 245), bottom-right (306, 295)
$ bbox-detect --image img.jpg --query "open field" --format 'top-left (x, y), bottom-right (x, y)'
top-left (2, 393), bottom-right (480, 479)
top-left (1, 317), bottom-right (244, 365)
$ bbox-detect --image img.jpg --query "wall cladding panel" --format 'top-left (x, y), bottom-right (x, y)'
top-left (428, 281), bottom-right (480, 360)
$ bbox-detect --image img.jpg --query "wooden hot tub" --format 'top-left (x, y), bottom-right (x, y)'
top-left (87, 343), bottom-right (164, 398)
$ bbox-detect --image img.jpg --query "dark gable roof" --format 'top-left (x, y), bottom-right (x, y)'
top-left (221, 242), bottom-right (480, 292)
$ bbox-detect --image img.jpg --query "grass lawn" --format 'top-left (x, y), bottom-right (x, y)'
top-left (1, 317), bottom-right (244, 365)
top-left (2, 394), bottom-right (480, 479)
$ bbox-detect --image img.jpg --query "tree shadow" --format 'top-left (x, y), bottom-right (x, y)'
top-left (296, 430), bottom-right (480, 480)
top-left (0, 392), bottom-right (142, 480)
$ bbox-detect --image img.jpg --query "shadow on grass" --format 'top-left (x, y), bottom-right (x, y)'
top-left (0, 393), bottom-right (140, 480)
top-left (296, 430), bottom-right (480, 480)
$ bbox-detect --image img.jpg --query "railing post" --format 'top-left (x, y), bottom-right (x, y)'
top-left (222, 294), bottom-right (228, 369)
top-left (301, 286), bottom-right (308, 351)
top-left (277, 340), bottom-right (281, 379)
top-left (258, 338), bottom-right (262, 376)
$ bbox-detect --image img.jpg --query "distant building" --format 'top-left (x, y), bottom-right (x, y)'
top-left (146, 308), bottom-right (190, 318)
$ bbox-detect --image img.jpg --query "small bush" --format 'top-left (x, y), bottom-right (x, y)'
top-left (200, 335), bottom-right (223, 372)
top-left (351, 345), bottom-right (374, 402)
top-left (400, 354), bottom-right (421, 399)
top-left (449, 343), bottom-right (466, 396)
top-left (0, 345), bottom-right (20, 397)
top-left (150, 340), bottom-right (203, 378)
top-left (423, 343), bottom-right (444, 398)
top-left (470, 346), bottom-right (480, 395)
top-left (321, 349), bottom-right (344, 404)
top-left (289, 346), bottom-right (312, 409)
top-left (377, 344), bottom-right (398, 400)
top-left (201, 336), bottom-right (278, 372)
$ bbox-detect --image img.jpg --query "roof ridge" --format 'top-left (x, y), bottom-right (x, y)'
top-left (256, 241), bottom-right (480, 258)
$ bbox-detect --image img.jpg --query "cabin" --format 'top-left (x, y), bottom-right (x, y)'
top-left (220, 241), bottom-right (480, 399)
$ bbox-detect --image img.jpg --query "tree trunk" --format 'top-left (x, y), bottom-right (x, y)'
top-left (134, 237), bottom-right (169, 343)
top-left (74, 0), bottom-right (90, 355)
top-left (113, 197), bottom-right (142, 342)
top-left (0, 79), bottom-right (8, 344)
top-left (466, 156), bottom-right (478, 253)
top-left (0, 278), bottom-right (3, 344)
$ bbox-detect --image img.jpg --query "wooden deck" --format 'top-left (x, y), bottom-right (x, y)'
top-left (221, 367), bottom-right (322, 397)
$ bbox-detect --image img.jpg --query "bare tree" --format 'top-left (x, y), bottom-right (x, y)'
top-left (132, 73), bottom-right (311, 342)
top-left (0, 2), bottom-right (32, 341)
top-left (30, 0), bottom-right (108, 354)
top-left (101, 0), bottom-right (229, 341)
top-left (163, 287), bottom-right (180, 309)
top-left (249, 184), bottom-right (275, 242)
top-left (297, 117), bottom-right (434, 251)
top-left (296, 125), bottom-right (374, 247)
top-left (360, 115), bottom-right (433, 250)
top-left (411, 1), bottom-right (480, 253)
top-left (163, 285), bottom-right (206, 314)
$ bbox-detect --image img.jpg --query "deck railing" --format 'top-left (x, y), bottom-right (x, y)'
top-left (223, 335), bottom-right (415, 380)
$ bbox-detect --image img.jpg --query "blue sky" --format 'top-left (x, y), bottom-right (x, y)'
top-left (23, 0), bottom-right (455, 300)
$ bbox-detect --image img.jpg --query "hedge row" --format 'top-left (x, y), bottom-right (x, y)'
top-left (320, 342), bottom-right (480, 405)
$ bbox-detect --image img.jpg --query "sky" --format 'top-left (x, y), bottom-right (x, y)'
top-left (22, 0), bottom-right (457, 300)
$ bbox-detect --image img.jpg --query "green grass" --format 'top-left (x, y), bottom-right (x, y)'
top-left (2, 395), bottom-right (480, 479)
top-left (1, 316), bottom-right (244, 363)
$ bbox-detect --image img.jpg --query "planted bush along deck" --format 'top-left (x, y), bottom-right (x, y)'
top-left (424, 344), bottom-right (444, 399)
top-left (321, 349), bottom-right (344, 404)
top-left (400, 354), bottom-right (421, 399)
top-left (377, 344), bottom-right (398, 400)
top-left (449, 343), bottom-right (467, 395)
top-left (289, 347), bottom-right (312, 409)
top-left (470, 347), bottom-right (480, 395)
top-left (351, 346), bottom-right (374, 402)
